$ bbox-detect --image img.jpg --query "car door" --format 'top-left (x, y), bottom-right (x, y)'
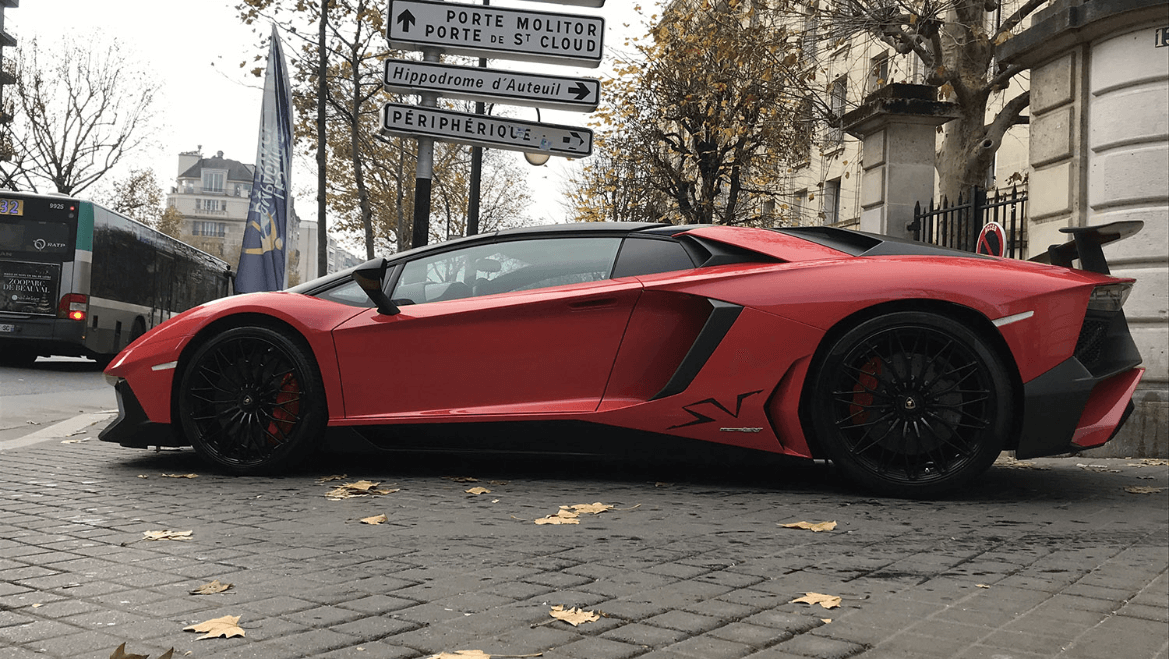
top-left (333, 235), bottom-right (640, 419)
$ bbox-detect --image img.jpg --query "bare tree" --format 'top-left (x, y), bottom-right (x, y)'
top-left (815, 0), bottom-right (1034, 199)
top-left (101, 167), bottom-right (164, 227)
top-left (8, 36), bottom-right (159, 195)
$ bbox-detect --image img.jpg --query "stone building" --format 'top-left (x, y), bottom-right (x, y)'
top-left (999, 0), bottom-right (1168, 456)
top-left (166, 149), bottom-right (301, 286)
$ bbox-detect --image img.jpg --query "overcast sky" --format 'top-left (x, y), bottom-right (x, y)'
top-left (9, 0), bottom-right (648, 231)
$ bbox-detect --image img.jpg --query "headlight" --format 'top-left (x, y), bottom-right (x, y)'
top-left (1088, 283), bottom-right (1132, 312)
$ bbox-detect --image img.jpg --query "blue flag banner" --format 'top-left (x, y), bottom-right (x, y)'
top-left (236, 25), bottom-right (294, 293)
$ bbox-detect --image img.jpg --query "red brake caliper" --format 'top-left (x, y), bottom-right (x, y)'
top-left (266, 374), bottom-right (300, 443)
top-left (849, 357), bottom-right (882, 424)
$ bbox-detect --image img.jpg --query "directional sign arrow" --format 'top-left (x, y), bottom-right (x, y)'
top-left (381, 102), bottom-right (593, 158)
top-left (396, 9), bottom-right (416, 32)
top-left (386, 0), bottom-right (605, 68)
top-left (383, 59), bottom-right (600, 112)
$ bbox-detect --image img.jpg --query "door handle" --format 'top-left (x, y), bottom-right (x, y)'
top-left (568, 297), bottom-right (618, 310)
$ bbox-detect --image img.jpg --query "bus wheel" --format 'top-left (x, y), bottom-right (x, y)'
top-left (177, 326), bottom-right (325, 475)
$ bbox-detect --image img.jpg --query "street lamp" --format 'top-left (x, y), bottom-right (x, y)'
top-left (524, 108), bottom-right (550, 166)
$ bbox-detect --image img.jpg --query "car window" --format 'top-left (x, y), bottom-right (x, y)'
top-left (392, 237), bottom-right (623, 305)
top-left (611, 236), bottom-right (697, 278)
top-left (314, 279), bottom-right (375, 308)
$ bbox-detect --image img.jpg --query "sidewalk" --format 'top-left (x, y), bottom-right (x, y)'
top-left (0, 420), bottom-right (1166, 659)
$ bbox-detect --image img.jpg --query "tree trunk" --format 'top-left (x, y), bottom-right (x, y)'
top-left (316, 0), bottom-right (329, 276)
top-left (347, 0), bottom-right (375, 261)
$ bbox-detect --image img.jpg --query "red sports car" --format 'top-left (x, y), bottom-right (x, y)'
top-left (100, 221), bottom-right (1145, 496)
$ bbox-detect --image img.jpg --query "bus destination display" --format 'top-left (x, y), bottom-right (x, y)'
top-left (0, 199), bottom-right (24, 216)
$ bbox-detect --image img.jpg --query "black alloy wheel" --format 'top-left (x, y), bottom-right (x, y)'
top-left (809, 311), bottom-right (1013, 497)
top-left (178, 325), bottom-right (325, 474)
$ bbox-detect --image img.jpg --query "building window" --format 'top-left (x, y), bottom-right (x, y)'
top-left (823, 179), bottom-right (841, 226)
top-left (203, 171), bottom-right (225, 192)
top-left (829, 76), bottom-right (847, 143)
top-left (192, 221), bottom-right (226, 237)
top-left (801, 11), bottom-right (818, 61)
top-left (794, 189), bottom-right (808, 224)
top-left (868, 52), bottom-right (890, 93)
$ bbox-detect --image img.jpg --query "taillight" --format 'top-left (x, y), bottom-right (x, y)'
top-left (1087, 283), bottom-right (1132, 312)
top-left (57, 293), bottom-right (87, 322)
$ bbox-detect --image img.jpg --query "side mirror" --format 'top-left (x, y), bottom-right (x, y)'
top-left (351, 258), bottom-right (399, 315)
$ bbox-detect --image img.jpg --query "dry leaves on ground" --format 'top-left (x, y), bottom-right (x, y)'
top-left (466, 487), bottom-right (492, 495)
top-left (993, 456), bottom-right (1048, 470)
top-left (1128, 459), bottom-right (1169, 467)
top-left (61, 437), bottom-right (91, 444)
top-left (550, 605), bottom-right (599, 626)
top-left (791, 592), bottom-right (842, 609)
top-left (361, 514), bottom-right (389, 525)
top-left (779, 521), bottom-right (837, 532)
top-left (142, 530), bottom-right (193, 541)
top-left (161, 473), bottom-right (198, 479)
top-left (426, 652), bottom-right (542, 659)
top-left (109, 642), bottom-right (174, 659)
top-left (535, 502), bottom-right (614, 525)
top-left (184, 615), bottom-right (245, 639)
top-left (190, 580), bottom-right (232, 595)
top-left (1125, 486), bottom-right (1166, 494)
top-left (445, 476), bottom-right (479, 483)
top-left (1077, 463), bottom-right (1120, 473)
top-left (325, 481), bottom-right (399, 500)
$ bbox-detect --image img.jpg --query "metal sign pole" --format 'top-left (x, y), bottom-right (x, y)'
top-left (411, 48), bottom-right (440, 249)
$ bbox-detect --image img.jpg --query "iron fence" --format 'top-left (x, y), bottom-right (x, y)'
top-left (909, 185), bottom-right (1028, 258)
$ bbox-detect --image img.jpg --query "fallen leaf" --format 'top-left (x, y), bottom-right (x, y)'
top-left (489, 480), bottom-right (510, 486)
top-left (994, 456), bottom-right (1048, 470)
top-left (791, 592), bottom-right (841, 609)
top-left (161, 473), bottom-right (198, 479)
top-left (1128, 459), bottom-right (1169, 467)
top-left (535, 513), bottom-right (580, 525)
top-left (318, 474), bottom-right (348, 482)
top-left (326, 481), bottom-right (399, 500)
top-left (466, 487), bottom-right (492, 495)
top-left (821, 618), bottom-right (832, 624)
top-left (142, 530), bottom-right (193, 541)
top-left (565, 502), bottom-right (613, 515)
top-left (550, 604), bottom-right (600, 626)
top-left (361, 514), bottom-right (388, 525)
top-left (109, 643), bottom-right (174, 659)
top-left (61, 437), bottom-right (91, 444)
top-left (31, 603), bottom-right (41, 608)
top-left (445, 476), bottom-right (479, 483)
top-left (425, 652), bottom-right (542, 659)
top-left (780, 521), bottom-right (837, 532)
top-left (183, 615), bottom-right (245, 640)
top-left (137, 475), bottom-right (149, 479)
top-left (976, 584), bottom-right (991, 589)
top-left (190, 580), bottom-right (232, 595)
top-left (1125, 486), bottom-right (1166, 494)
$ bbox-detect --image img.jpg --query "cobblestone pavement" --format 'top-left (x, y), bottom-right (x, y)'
top-left (1, 418), bottom-right (1167, 659)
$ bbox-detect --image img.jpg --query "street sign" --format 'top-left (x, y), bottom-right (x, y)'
top-left (521, 0), bottom-right (606, 6)
top-left (384, 59), bottom-right (600, 112)
top-left (977, 221), bottom-right (1006, 257)
top-left (381, 102), bottom-right (593, 157)
top-left (387, 0), bottom-right (605, 68)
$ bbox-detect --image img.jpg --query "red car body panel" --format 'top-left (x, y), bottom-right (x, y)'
top-left (99, 222), bottom-right (1145, 478)
top-left (108, 293), bottom-right (366, 424)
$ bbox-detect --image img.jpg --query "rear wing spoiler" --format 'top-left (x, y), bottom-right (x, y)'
top-left (1028, 220), bottom-right (1143, 275)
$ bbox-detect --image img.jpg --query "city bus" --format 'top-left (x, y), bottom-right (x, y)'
top-left (0, 192), bottom-right (234, 367)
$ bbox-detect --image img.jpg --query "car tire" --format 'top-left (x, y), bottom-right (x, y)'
top-left (808, 311), bottom-right (1013, 497)
top-left (178, 325), bottom-right (325, 475)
